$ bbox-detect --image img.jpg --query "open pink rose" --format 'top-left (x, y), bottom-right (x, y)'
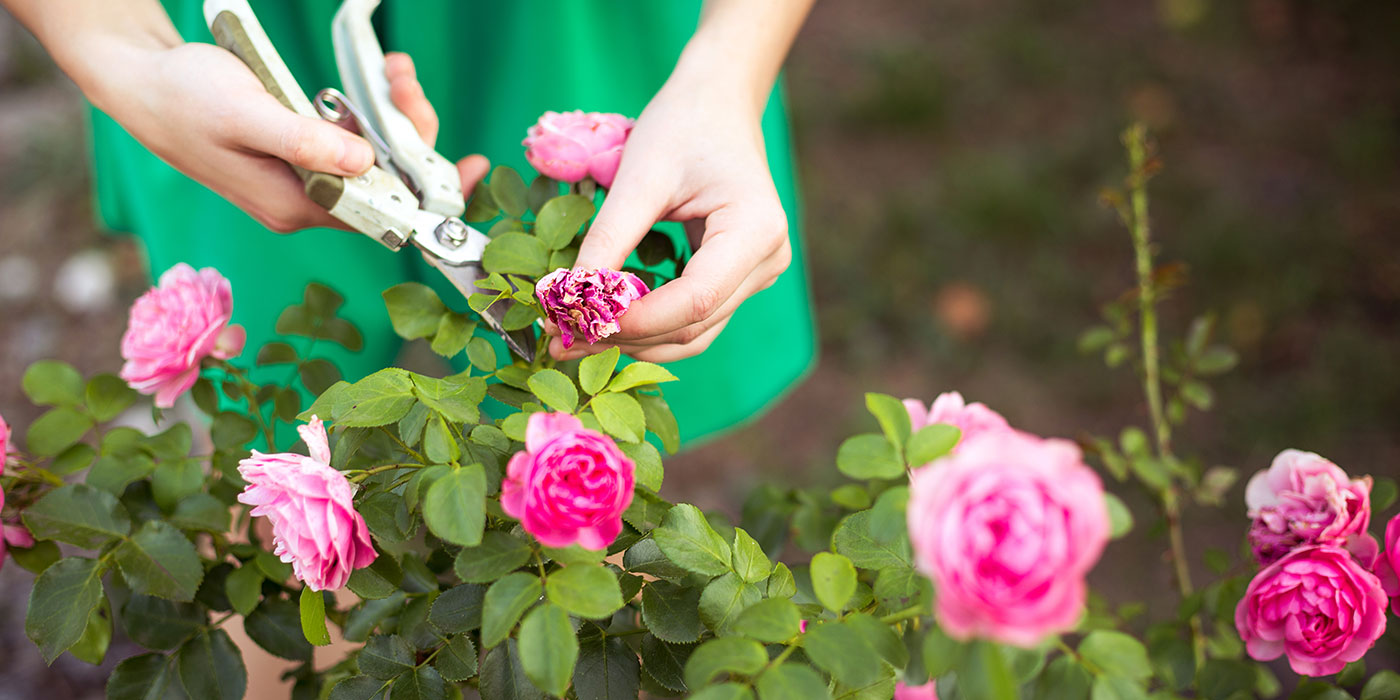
top-left (907, 430), bottom-right (1110, 647)
top-left (237, 417), bottom-right (376, 591)
top-left (1236, 545), bottom-right (1386, 677)
top-left (0, 521), bottom-right (34, 572)
top-left (894, 682), bottom-right (939, 700)
top-left (501, 412), bottom-right (635, 550)
top-left (536, 267), bottom-right (649, 349)
top-left (523, 110), bottom-right (633, 188)
top-left (903, 392), bottom-right (1010, 455)
top-left (119, 263), bottom-right (246, 408)
top-left (1375, 515), bottom-right (1400, 614)
top-left (1245, 449), bottom-right (1371, 566)
top-left (0, 413), bottom-right (8, 511)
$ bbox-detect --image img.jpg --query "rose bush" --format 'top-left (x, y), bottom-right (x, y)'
top-left (0, 122), bottom-right (1399, 700)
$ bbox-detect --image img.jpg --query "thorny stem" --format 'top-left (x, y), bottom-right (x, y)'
top-left (1122, 124), bottom-right (1204, 669)
top-left (347, 463), bottom-right (423, 484)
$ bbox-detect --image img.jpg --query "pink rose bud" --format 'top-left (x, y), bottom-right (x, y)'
top-left (907, 431), bottom-right (1110, 647)
top-left (1375, 514), bottom-right (1400, 614)
top-left (501, 412), bottom-right (635, 550)
top-left (522, 110), bottom-right (634, 188)
top-left (0, 521), bottom-right (35, 573)
top-left (1244, 449), bottom-right (1372, 566)
top-left (237, 417), bottom-right (377, 591)
top-left (1236, 545), bottom-right (1387, 677)
top-left (894, 682), bottom-right (939, 700)
top-left (119, 263), bottom-right (246, 408)
top-left (902, 391), bottom-right (1011, 456)
top-left (536, 267), bottom-right (649, 349)
top-left (0, 413), bottom-right (8, 511)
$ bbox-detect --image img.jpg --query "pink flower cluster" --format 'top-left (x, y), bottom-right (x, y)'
top-left (1235, 450), bottom-right (1388, 676)
top-left (237, 417), bottom-right (377, 591)
top-left (904, 393), bottom-right (1109, 646)
top-left (536, 267), bottom-right (649, 349)
top-left (523, 110), bottom-right (633, 189)
top-left (0, 413), bottom-right (8, 512)
top-left (119, 263), bottom-right (245, 408)
top-left (0, 413), bottom-right (36, 571)
top-left (501, 412), bottom-right (635, 551)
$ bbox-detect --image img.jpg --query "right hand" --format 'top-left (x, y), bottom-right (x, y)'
top-left (94, 45), bottom-right (487, 233)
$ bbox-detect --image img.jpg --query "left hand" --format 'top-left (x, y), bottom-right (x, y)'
top-left (548, 74), bottom-right (793, 364)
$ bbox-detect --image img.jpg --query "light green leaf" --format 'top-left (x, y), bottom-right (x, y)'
top-left (921, 626), bottom-right (965, 678)
top-left (767, 562), bottom-right (797, 599)
top-left (620, 441), bottom-right (663, 492)
top-left (690, 684), bottom-right (754, 700)
top-left (605, 363), bottom-right (679, 393)
top-left (810, 552), bottom-right (857, 612)
top-left (23, 484), bottom-right (132, 548)
top-left (483, 232), bottom-right (549, 278)
top-left (590, 391), bottom-right (645, 443)
top-left (638, 394), bottom-right (680, 454)
top-left (865, 393), bottom-right (912, 456)
top-left (25, 557), bottom-right (105, 663)
top-left (831, 510), bottom-right (911, 570)
top-left (423, 414), bottom-right (460, 464)
top-left (1105, 492), bottom-right (1133, 539)
top-left (535, 194), bottom-right (595, 250)
top-left (956, 641), bottom-right (1017, 700)
top-left (906, 424), bottom-right (961, 467)
top-left (546, 565), bottom-right (625, 620)
top-left (336, 368), bottom-right (417, 427)
top-left (803, 621), bottom-right (881, 688)
top-left (579, 347), bottom-right (621, 395)
top-left (467, 337), bottom-right (497, 373)
top-left (300, 587), bottom-right (331, 646)
top-left (652, 504), bottom-right (732, 577)
top-left (22, 359), bottom-right (84, 406)
top-left (845, 612), bottom-right (908, 668)
top-left (519, 603), bottom-right (578, 697)
top-left (86, 373), bottom-right (138, 422)
top-left (481, 572), bottom-right (543, 649)
top-left (113, 521), bottom-right (203, 601)
top-left (26, 406), bottom-right (94, 457)
top-left (1079, 630), bottom-right (1152, 680)
top-left (175, 629), bottom-right (247, 700)
top-left (528, 369), bottom-right (579, 413)
top-left (424, 464), bottom-right (486, 547)
top-left (698, 572), bottom-right (762, 635)
top-left (1090, 675), bottom-right (1148, 700)
top-left (413, 374), bottom-right (486, 424)
top-left (683, 637), bottom-right (768, 689)
top-left (836, 433), bottom-right (903, 480)
top-left (732, 597), bottom-right (801, 643)
top-left (383, 283), bottom-right (448, 339)
top-left (430, 313), bottom-right (476, 358)
top-left (757, 663), bottom-right (831, 700)
top-left (730, 528), bottom-right (772, 584)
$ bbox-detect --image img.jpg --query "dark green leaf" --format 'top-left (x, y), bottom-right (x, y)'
top-left (481, 639), bottom-right (549, 700)
top-left (640, 636), bottom-right (692, 693)
top-left (546, 565), bottom-right (625, 619)
top-left (330, 676), bottom-right (390, 700)
top-left (641, 581), bottom-right (705, 644)
top-left (390, 666), bottom-right (446, 700)
top-left (23, 484), bottom-right (131, 548)
top-left (86, 373), bottom-right (138, 421)
top-left (652, 504), bottom-right (732, 577)
top-left (360, 634), bottom-right (415, 680)
top-left (176, 629), bottom-right (247, 700)
top-left (836, 434), bottom-right (903, 480)
top-left (436, 634), bottom-right (479, 682)
top-left (113, 521), bottom-right (203, 601)
top-left (956, 641), bottom-right (1016, 700)
top-left (429, 583), bottom-right (487, 634)
top-left (171, 492), bottom-right (233, 532)
top-left (482, 572), bottom-right (543, 648)
top-left (845, 612), bottom-right (908, 668)
top-left (1364, 672), bottom-right (1400, 700)
top-left (8, 539), bottom-right (61, 574)
top-left (151, 458), bottom-right (203, 511)
top-left (921, 626), bottom-right (965, 678)
top-left (300, 358), bottom-right (342, 395)
top-left (574, 633), bottom-right (641, 700)
top-left (26, 406), bottom-right (93, 457)
top-left (492, 166), bottom-right (529, 218)
top-left (257, 341), bottom-right (299, 366)
top-left (528, 175), bottom-right (558, 214)
top-left (519, 603), bottom-right (578, 696)
top-left (684, 637), bottom-right (767, 688)
top-left (624, 538), bottom-right (690, 580)
top-left (424, 464), bottom-right (487, 547)
top-left (323, 316), bottom-right (365, 352)
top-left (107, 652), bottom-right (177, 700)
top-left (621, 488), bottom-right (671, 532)
top-left (690, 684), bottom-right (754, 700)
top-left (68, 595), bottom-right (112, 664)
top-left (225, 563), bottom-right (263, 616)
top-left (245, 596), bottom-right (313, 661)
top-left (1036, 656), bottom-right (1093, 700)
top-left (121, 594), bottom-right (205, 650)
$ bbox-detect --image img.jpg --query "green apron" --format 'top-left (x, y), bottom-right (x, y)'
top-left (89, 0), bottom-right (816, 446)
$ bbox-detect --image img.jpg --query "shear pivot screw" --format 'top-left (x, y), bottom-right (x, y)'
top-left (435, 220), bottom-right (470, 247)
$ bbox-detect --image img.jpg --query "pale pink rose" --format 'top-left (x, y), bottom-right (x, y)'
top-left (237, 417), bottom-right (376, 591)
top-left (536, 267), bottom-right (649, 349)
top-left (522, 110), bottom-right (634, 188)
top-left (1236, 545), bottom-right (1386, 677)
top-left (907, 431), bottom-right (1110, 647)
top-left (0, 521), bottom-right (35, 572)
top-left (1375, 514), bottom-right (1400, 614)
top-left (894, 682), bottom-right (938, 700)
top-left (501, 412), bottom-right (635, 550)
top-left (903, 392), bottom-right (1011, 455)
top-left (1245, 449), bottom-right (1371, 566)
top-left (0, 413), bottom-right (8, 511)
top-left (119, 263), bottom-right (246, 408)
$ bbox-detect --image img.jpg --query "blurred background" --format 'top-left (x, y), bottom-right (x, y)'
top-left (2, 0), bottom-right (1399, 696)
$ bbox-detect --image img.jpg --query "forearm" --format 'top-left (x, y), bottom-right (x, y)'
top-left (672, 0), bottom-right (815, 114)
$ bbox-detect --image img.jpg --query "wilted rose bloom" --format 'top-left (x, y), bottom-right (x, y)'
top-left (523, 110), bottom-right (634, 188)
top-left (1245, 449), bottom-right (1371, 566)
top-left (894, 682), bottom-right (938, 700)
top-left (237, 417), bottom-right (376, 591)
top-left (536, 267), bottom-right (649, 349)
top-left (907, 431), bottom-right (1110, 647)
top-left (0, 521), bottom-right (34, 572)
top-left (119, 263), bottom-right (246, 408)
top-left (1236, 545), bottom-right (1387, 677)
top-left (501, 412), bottom-right (635, 550)
top-left (903, 391), bottom-right (1010, 455)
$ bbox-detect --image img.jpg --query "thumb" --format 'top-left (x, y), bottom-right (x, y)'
top-left (236, 93), bottom-right (376, 177)
top-left (575, 179), bottom-right (665, 271)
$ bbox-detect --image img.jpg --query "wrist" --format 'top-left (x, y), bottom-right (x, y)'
top-left (39, 15), bottom-right (182, 115)
top-left (667, 29), bottom-right (773, 119)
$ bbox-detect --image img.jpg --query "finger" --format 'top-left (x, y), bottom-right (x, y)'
top-left (457, 155), bottom-right (490, 199)
top-left (575, 174), bottom-right (667, 271)
top-left (609, 266), bottom-right (769, 347)
top-left (230, 91), bottom-right (375, 176)
top-left (386, 52), bottom-right (439, 146)
top-left (224, 153), bottom-right (352, 233)
top-left (624, 319), bottom-right (728, 363)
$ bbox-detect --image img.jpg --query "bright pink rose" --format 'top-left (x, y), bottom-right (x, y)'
top-left (903, 391), bottom-right (1011, 454)
top-left (1245, 449), bottom-right (1371, 566)
top-left (237, 417), bottom-right (376, 591)
top-left (907, 431), bottom-right (1110, 647)
top-left (894, 682), bottom-right (938, 700)
top-left (119, 263), bottom-right (246, 408)
top-left (523, 110), bottom-right (634, 188)
top-left (501, 412), bottom-right (635, 550)
top-left (1375, 515), bottom-right (1400, 614)
top-left (0, 412), bottom-right (8, 511)
top-left (536, 267), bottom-right (649, 349)
top-left (0, 521), bottom-right (35, 572)
top-left (1236, 545), bottom-right (1386, 677)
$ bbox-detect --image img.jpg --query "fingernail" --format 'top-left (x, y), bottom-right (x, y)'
top-left (339, 136), bottom-right (373, 173)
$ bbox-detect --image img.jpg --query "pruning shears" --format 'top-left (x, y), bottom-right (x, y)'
top-left (203, 0), bottom-right (536, 361)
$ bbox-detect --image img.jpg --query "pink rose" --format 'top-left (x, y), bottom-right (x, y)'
top-left (0, 521), bottom-right (35, 572)
top-left (1375, 515), bottom-right (1400, 614)
top-left (907, 431), bottom-right (1110, 647)
top-left (1236, 545), bottom-right (1386, 677)
top-left (536, 267), bottom-right (649, 349)
top-left (119, 263), bottom-right (246, 408)
top-left (523, 110), bottom-right (634, 188)
top-left (1245, 449), bottom-right (1371, 566)
top-left (903, 392), bottom-right (1011, 453)
top-left (894, 682), bottom-right (939, 700)
top-left (501, 412), bottom-right (635, 550)
top-left (237, 417), bottom-right (376, 591)
top-left (0, 413), bottom-right (8, 511)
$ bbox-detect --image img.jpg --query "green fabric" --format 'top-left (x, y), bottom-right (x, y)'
top-left (90, 0), bottom-right (816, 446)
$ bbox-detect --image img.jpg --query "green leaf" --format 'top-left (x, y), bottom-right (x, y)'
top-left (68, 588), bottom-right (112, 664)
top-left (1079, 630), bottom-right (1152, 681)
top-left (757, 663), bottom-right (831, 700)
top-left (151, 457), bottom-right (204, 510)
top-left (300, 587), bottom-right (331, 646)
top-left (484, 232), bottom-right (549, 277)
top-left (921, 626), bottom-right (965, 678)
top-left (1036, 656), bottom-right (1093, 700)
top-left (528, 175), bottom-right (558, 214)
top-left (832, 510), bottom-right (911, 570)
top-left (107, 653), bottom-right (177, 700)
top-left (254, 549), bottom-right (294, 582)
top-left (605, 363), bottom-right (679, 393)
top-left (49, 442), bottom-right (95, 475)
top-left (171, 492), bottom-right (233, 532)
top-left (226, 564), bottom-right (263, 616)
top-left (429, 584), bottom-right (487, 634)
top-left (455, 530), bottom-right (532, 583)
top-left (113, 521), bottom-right (203, 601)
top-left (121, 595), bottom-right (205, 650)
top-left (1363, 672), bottom-right (1400, 700)
top-left (845, 612), bottom-right (907, 668)
top-left (436, 635), bottom-right (480, 682)
top-left (535, 194), bottom-right (596, 250)
top-left (591, 391), bottom-right (645, 443)
top-left (361, 634), bottom-right (415, 680)
top-left (638, 394), bottom-right (680, 454)
top-left (1105, 492), bottom-right (1134, 539)
top-left (865, 393), bottom-right (912, 455)
top-left (1197, 659), bottom-right (1257, 700)
top-left (8, 539), bottom-right (61, 574)
top-left (329, 676), bottom-right (389, 700)
top-left (383, 283), bottom-right (449, 339)
top-left (1372, 478), bottom-right (1398, 513)
top-left (620, 442), bottom-right (664, 492)
top-left (767, 562), bottom-right (797, 599)
top-left (579, 347), bottom-right (621, 395)
top-left (467, 337), bottom-right (498, 373)
top-left (482, 639), bottom-right (549, 700)
top-left (424, 464), bottom-right (487, 547)
top-left (257, 341), bottom-right (299, 365)
top-left (464, 180), bottom-right (499, 222)
top-left (25, 559), bottom-right (105, 664)
top-left (652, 504), bottom-right (732, 576)
top-left (732, 597), bottom-right (801, 643)
top-left (346, 553), bottom-right (402, 601)
top-left (867, 486), bottom-right (909, 543)
top-left (245, 596), bottom-right (313, 661)
top-left (624, 537), bottom-right (689, 580)
top-left (729, 527), bottom-right (771, 584)
top-left (482, 572), bottom-right (543, 648)
top-left (412, 374), bottom-right (486, 424)
top-left (810, 552), bottom-right (857, 612)
top-left (1195, 347), bottom-right (1238, 375)
top-left (431, 313), bottom-right (476, 357)
top-left (573, 632), bottom-right (641, 700)
top-left (956, 641), bottom-right (1017, 700)
top-left (641, 581), bottom-right (705, 643)
top-left (300, 358), bottom-right (343, 395)
top-left (391, 666), bottom-right (446, 700)
top-left (86, 373), bottom-right (138, 421)
top-left (519, 603), bottom-right (578, 697)
top-left (423, 414), bottom-right (460, 463)
top-left (492, 166), bottom-right (529, 218)
top-left (684, 637), bottom-right (767, 688)
top-left (528, 369), bottom-right (580, 413)
top-left (836, 433), bottom-right (903, 480)
top-left (906, 424), bottom-right (961, 467)
top-left (803, 621), bottom-right (882, 688)
top-left (23, 359), bottom-right (84, 406)
top-left (337, 368), bottom-right (417, 427)
top-left (176, 629), bottom-right (247, 700)
top-left (1090, 675), bottom-right (1148, 700)
top-left (698, 572), bottom-right (762, 635)
top-left (691, 684), bottom-right (754, 700)
top-left (24, 484), bottom-right (131, 548)
top-left (26, 406), bottom-right (94, 457)
top-left (545, 565), bottom-right (624, 622)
